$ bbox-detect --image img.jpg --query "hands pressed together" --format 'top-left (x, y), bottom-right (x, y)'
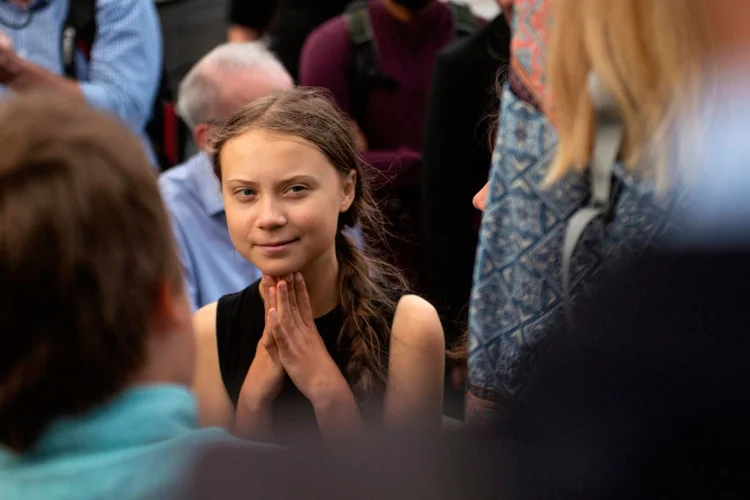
top-left (239, 273), bottom-right (349, 412)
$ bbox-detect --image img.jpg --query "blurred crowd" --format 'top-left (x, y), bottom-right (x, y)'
top-left (0, 0), bottom-right (749, 498)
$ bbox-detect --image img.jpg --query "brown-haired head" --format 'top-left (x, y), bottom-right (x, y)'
top-left (0, 92), bottom-right (184, 453)
top-left (210, 87), bottom-right (407, 400)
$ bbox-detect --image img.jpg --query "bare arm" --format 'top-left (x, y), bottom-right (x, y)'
top-left (382, 295), bottom-right (445, 430)
top-left (192, 303), bottom-right (235, 429)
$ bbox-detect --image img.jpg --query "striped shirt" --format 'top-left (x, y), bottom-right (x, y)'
top-left (0, 0), bottom-right (162, 161)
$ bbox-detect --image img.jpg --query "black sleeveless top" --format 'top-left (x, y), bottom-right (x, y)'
top-left (216, 279), bottom-right (399, 440)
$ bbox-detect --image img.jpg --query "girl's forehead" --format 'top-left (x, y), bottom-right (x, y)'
top-left (221, 129), bottom-right (338, 182)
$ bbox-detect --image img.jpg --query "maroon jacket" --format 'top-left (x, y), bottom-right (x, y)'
top-left (300, 0), bottom-right (457, 155)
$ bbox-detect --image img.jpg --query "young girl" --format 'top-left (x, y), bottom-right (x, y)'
top-left (192, 88), bottom-right (445, 442)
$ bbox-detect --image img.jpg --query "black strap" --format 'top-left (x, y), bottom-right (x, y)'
top-left (561, 74), bottom-right (624, 320)
top-left (344, 1), bottom-right (477, 124)
top-left (344, 1), bottom-right (397, 125)
top-left (62, 0), bottom-right (96, 78)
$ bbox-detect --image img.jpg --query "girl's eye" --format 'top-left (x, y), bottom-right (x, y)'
top-left (235, 188), bottom-right (256, 198)
top-left (288, 185), bottom-right (308, 194)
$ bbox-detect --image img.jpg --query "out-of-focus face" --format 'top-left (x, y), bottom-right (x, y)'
top-left (219, 129), bottom-right (355, 278)
top-left (473, 182), bottom-right (490, 212)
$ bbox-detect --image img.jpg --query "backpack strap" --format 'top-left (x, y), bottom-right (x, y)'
top-left (62, 0), bottom-right (97, 78)
top-left (561, 73), bottom-right (624, 319)
top-left (344, 0), bottom-right (398, 124)
top-left (447, 2), bottom-right (477, 37)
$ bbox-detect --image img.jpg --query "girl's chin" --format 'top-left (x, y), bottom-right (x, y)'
top-left (255, 260), bottom-right (303, 279)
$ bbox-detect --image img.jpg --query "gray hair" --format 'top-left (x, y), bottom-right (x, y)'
top-left (177, 42), bottom-right (292, 129)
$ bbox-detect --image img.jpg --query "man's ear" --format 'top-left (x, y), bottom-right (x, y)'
top-left (194, 123), bottom-right (210, 152)
top-left (150, 279), bottom-right (192, 337)
top-left (340, 169), bottom-right (357, 213)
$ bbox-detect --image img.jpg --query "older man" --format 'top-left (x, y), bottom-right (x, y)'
top-left (159, 42), bottom-right (293, 311)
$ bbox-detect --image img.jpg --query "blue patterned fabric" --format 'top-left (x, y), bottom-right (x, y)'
top-left (0, 0), bottom-right (162, 163)
top-left (467, 85), bottom-right (682, 414)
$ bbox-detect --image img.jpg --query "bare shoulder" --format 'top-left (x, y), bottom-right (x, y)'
top-left (391, 294), bottom-right (444, 350)
top-left (193, 302), bottom-right (218, 343)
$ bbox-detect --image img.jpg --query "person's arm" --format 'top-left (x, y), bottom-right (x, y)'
top-left (192, 303), bottom-right (236, 429)
top-left (382, 295), bottom-right (445, 429)
top-left (75, 0), bottom-right (162, 133)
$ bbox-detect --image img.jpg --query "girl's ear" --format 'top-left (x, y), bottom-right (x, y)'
top-left (340, 169), bottom-right (357, 213)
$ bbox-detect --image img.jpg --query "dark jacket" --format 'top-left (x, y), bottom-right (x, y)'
top-left (228, 0), bottom-right (350, 81)
top-left (421, 14), bottom-right (511, 343)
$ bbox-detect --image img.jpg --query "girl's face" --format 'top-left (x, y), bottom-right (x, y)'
top-left (220, 129), bottom-right (356, 278)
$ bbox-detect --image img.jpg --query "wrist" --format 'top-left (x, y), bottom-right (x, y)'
top-left (238, 389), bottom-right (275, 413)
top-left (308, 371), bottom-right (352, 410)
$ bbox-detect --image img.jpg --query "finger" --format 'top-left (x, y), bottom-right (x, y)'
top-left (267, 285), bottom-right (277, 317)
top-left (283, 274), bottom-right (300, 322)
top-left (261, 329), bottom-right (276, 350)
top-left (261, 327), bottom-right (280, 360)
top-left (294, 273), bottom-right (315, 326)
top-left (261, 275), bottom-right (277, 313)
top-left (268, 308), bottom-right (289, 350)
top-left (276, 280), bottom-right (295, 331)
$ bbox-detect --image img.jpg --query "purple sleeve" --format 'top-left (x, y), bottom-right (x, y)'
top-left (299, 17), bottom-right (353, 115)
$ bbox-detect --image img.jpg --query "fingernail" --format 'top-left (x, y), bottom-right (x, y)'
top-left (295, 273), bottom-right (302, 282)
top-left (279, 281), bottom-right (286, 291)
top-left (285, 274), bottom-right (293, 284)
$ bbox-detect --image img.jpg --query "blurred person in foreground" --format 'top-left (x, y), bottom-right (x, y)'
top-left (160, 42), bottom-right (294, 311)
top-left (466, 0), bottom-right (716, 424)
top-left (0, 93), bottom-right (270, 500)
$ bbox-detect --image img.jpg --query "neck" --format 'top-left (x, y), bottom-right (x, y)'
top-left (382, 0), bottom-right (426, 23)
top-left (300, 245), bottom-right (340, 318)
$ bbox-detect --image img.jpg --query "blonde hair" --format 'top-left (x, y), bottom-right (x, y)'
top-left (546, 0), bottom-right (713, 186)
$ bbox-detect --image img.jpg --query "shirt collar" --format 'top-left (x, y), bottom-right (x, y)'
top-left (192, 152), bottom-right (225, 217)
top-left (15, 385), bottom-right (199, 460)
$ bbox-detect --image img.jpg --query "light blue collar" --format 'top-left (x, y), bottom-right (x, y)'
top-left (4, 385), bottom-right (198, 462)
top-left (192, 153), bottom-right (224, 217)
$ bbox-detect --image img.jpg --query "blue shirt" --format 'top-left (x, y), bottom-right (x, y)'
top-left (159, 153), bottom-right (262, 311)
top-left (0, 0), bottom-right (162, 162)
top-left (467, 84), bottom-right (682, 422)
top-left (0, 385), bottom-right (245, 500)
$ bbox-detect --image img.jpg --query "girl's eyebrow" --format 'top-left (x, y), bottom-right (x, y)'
top-left (225, 174), bottom-right (318, 187)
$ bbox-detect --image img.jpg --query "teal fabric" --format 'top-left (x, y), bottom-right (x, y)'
top-left (0, 385), bottom-right (238, 500)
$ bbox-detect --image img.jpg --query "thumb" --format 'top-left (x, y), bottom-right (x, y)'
top-left (261, 330), bottom-right (276, 350)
